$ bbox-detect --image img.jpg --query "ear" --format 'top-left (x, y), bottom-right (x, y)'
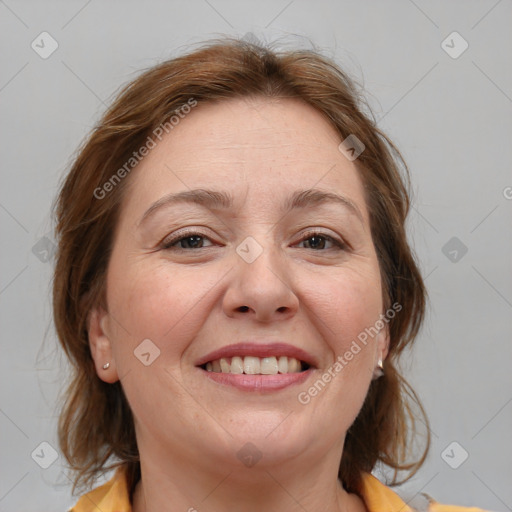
top-left (377, 325), bottom-right (390, 362)
top-left (87, 306), bottom-right (119, 384)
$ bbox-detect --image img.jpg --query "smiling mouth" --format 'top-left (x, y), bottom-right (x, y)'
top-left (199, 356), bottom-right (311, 375)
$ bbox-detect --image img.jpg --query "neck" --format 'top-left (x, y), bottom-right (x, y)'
top-left (131, 444), bottom-right (367, 512)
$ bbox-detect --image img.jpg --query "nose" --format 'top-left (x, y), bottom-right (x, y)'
top-left (222, 242), bottom-right (299, 323)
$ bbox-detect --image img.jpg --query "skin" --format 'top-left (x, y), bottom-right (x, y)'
top-left (88, 96), bottom-right (389, 512)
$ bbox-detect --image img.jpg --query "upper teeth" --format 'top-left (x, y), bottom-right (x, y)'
top-left (205, 356), bottom-right (304, 375)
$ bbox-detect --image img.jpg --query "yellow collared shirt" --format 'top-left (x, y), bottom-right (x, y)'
top-left (70, 468), bottom-right (488, 512)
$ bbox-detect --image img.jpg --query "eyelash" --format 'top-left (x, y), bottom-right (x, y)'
top-left (161, 229), bottom-right (347, 252)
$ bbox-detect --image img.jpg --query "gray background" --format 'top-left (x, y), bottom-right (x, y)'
top-left (1, 1), bottom-right (511, 510)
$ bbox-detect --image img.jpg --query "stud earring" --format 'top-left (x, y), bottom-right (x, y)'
top-left (372, 358), bottom-right (384, 380)
top-left (102, 362), bottom-right (110, 370)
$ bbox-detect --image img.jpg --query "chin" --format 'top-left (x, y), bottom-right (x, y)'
top-left (201, 411), bottom-right (314, 466)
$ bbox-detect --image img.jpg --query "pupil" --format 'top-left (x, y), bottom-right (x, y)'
top-left (309, 236), bottom-right (324, 249)
top-left (184, 235), bottom-right (202, 248)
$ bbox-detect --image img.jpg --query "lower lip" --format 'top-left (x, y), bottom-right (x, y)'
top-left (199, 368), bottom-right (314, 392)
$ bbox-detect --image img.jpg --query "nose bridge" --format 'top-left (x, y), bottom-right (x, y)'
top-left (223, 233), bottom-right (299, 321)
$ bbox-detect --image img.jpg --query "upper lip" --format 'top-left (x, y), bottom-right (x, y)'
top-left (195, 342), bottom-right (318, 368)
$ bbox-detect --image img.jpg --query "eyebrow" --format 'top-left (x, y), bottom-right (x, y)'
top-left (138, 187), bottom-right (364, 227)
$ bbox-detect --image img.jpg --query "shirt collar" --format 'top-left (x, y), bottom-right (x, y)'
top-left (70, 468), bottom-right (413, 512)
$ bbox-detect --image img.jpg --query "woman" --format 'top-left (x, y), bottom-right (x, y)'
top-left (53, 39), bottom-right (487, 511)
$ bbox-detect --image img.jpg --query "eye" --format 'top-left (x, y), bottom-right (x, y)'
top-left (161, 230), bottom-right (215, 250)
top-left (160, 229), bottom-right (347, 252)
top-left (295, 231), bottom-right (346, 251)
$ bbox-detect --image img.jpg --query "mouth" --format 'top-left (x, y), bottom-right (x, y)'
top-left (195, 342), bottom-right (317, 392)
top-left (200, 356), bottom-right (311, 375)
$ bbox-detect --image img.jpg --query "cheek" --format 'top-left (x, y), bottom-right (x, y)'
top-left (306, 264), bottom-right (384, 346)
top-left (106, 258), bottom-right (222, 369)
top-left (301, 265), bottom-right (383, 395)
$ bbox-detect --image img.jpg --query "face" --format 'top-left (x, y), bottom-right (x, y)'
top-left (89, 96), bottom-right (389, 474)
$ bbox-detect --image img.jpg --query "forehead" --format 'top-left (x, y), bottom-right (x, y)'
top-left (123, 96), bottom-right (369, 221)
top-left (156, 96), bottom-right (342, 164)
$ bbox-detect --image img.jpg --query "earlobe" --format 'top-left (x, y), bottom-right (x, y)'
top-left (87, 307), bottom-right (119, 384)
top-left (372, 329), bottom-right (390, 380)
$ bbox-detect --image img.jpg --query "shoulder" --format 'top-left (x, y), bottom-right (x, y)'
top-left (426, 497), bottom-right (491, 512)
top-left (429, 504), bottom-right (490, 512)
top-left (426, 498), bottom-right (491, 512)
top-left (359, 473), bottom-right (490, 512)
top-left (69, 468), bottom-right (131, 512)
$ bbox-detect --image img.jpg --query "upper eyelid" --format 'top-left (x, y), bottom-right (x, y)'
top-left (297, 230), bottom-right (348, 249)
top-left (161, 229), bottom-right (214, 248)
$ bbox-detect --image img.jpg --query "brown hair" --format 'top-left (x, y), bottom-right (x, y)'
top-left (53, 38), bottom-right (429, 497)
